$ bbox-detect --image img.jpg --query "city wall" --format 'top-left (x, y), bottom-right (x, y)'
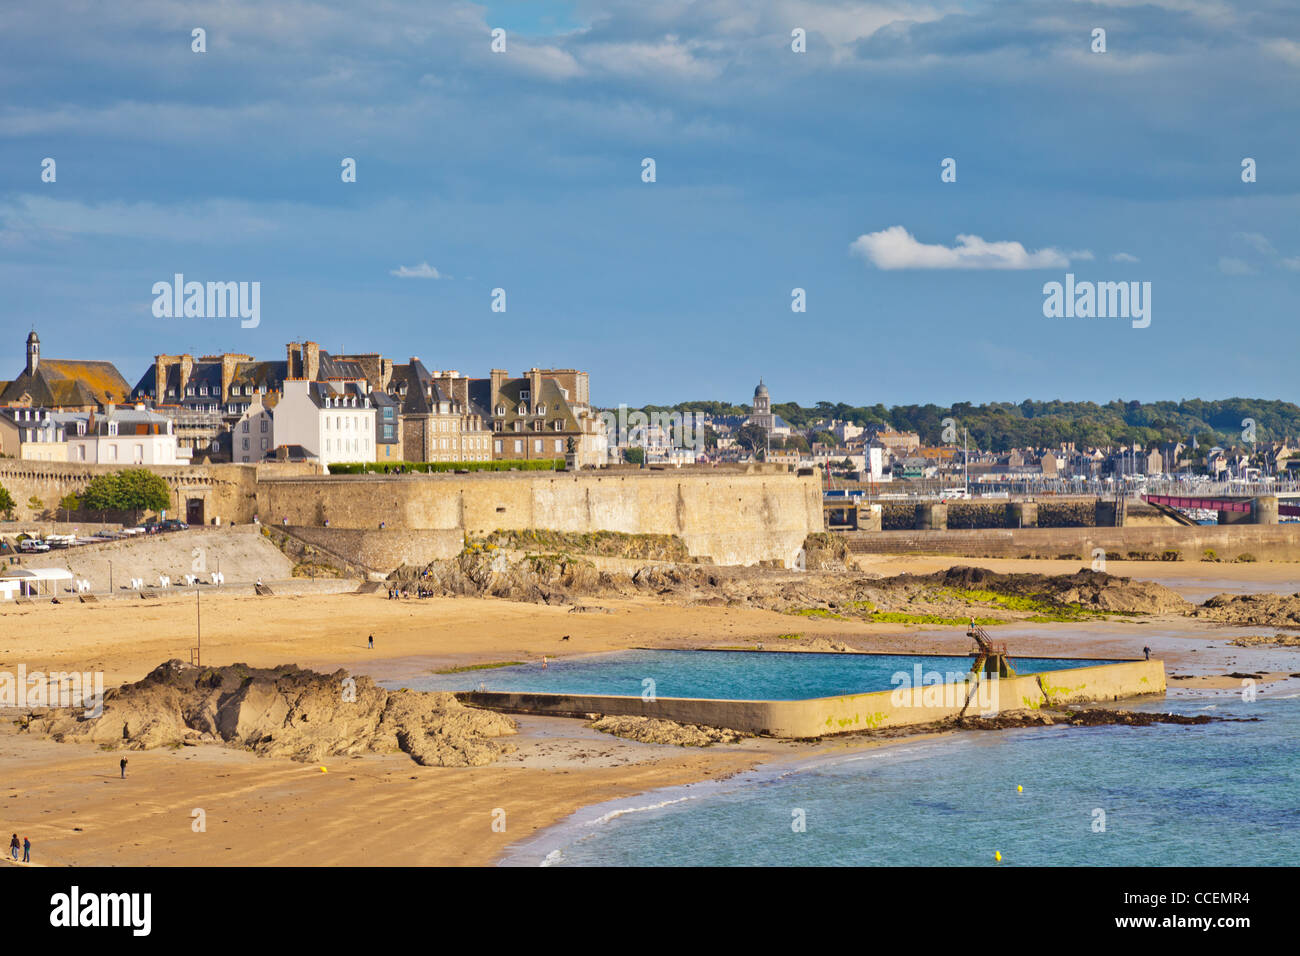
top-left (844, 524), bottom-right (1300, 562)
top-left (0, 459), bottom-right (319, 527)
top-left (256, 470), bottom-right (825, 567)
top-left (458, 658), bottom-right (1165, 738)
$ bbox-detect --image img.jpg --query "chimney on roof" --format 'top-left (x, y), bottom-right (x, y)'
top-left (490, 368), bottom-right (508, 410)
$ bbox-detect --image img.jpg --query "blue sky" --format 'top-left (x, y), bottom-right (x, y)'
top-left (1, 0), bottom-right (1297, 408)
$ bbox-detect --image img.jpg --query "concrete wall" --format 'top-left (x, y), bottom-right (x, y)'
top-left (458, 658), bottom-right (1166, 738)
top-left (844, 524), bottom-right (1300, 562)
top-left (255, 470), bottom-right (824, 566)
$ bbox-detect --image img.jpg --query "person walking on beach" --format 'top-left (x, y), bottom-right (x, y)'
top-left (9, 834), bottom-right (18, 861)
top-left (21, 837), bottom-right (30, 863)
top-left (368, 634), bottom-right (374, 650)
top-left (1143, 646), bottom-right (1151, 661)
top-left (120, 757), bottom-right (128, 779)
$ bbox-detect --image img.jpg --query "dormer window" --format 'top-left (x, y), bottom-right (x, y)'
top-left (518, 403), bottom-right (528, 415)
top-left (536, 404), bottom-right (546, 415)
top-left (108, 422), bottom-right (118, 436)
top-left (521, 390), bottom-right (530, 401)
top-left (495, 404), bottom-right (505, 416)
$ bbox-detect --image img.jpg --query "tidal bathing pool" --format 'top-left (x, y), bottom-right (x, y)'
top-left (400, 649), bottom-right (1125, 701)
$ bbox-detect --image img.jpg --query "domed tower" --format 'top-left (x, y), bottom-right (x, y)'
top-left (751, 378), bottom-right (773, 431)
top-left (25, 329), bottom-right (39, 375)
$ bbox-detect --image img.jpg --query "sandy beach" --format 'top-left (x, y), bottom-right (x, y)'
top-left (2, 554), bottom-right (1296, 867)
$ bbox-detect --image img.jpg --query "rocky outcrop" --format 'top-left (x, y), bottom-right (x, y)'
top-left (911, 565), bottom-right (1191, 615)
top-left (390, 552), bottom-right (1195, 621)
top-left (1227, 632), bottom-right (1300, 647)
top-left (1192, 593), bottom-right (1300, 627)
top-left (33, 660), bottom-right (517, 767)
top-left (589, 715), bottom-right (749, 746)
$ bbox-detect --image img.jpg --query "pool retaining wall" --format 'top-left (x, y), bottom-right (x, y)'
top-left (456, 659), bottom-right (1166, 738)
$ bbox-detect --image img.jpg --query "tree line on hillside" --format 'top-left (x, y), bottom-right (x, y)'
top-left (625, 398), bottom-right (1300, 452)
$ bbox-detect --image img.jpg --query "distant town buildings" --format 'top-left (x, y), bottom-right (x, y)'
top-left (4, 328), bottom-right (1298, 482)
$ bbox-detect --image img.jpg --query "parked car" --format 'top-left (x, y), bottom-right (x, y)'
top-left (160, 519), bottom-right (189, 532)
top-left (18, 538), bottom-right (50, 553)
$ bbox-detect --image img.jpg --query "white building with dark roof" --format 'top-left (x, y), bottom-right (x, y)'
top-left (274, 379), bottom-right (376, 466)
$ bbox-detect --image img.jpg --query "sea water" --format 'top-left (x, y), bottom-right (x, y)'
top-left (505, 691), bottom-right (1300, 866)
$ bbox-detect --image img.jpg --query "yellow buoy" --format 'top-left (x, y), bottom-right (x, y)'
top-left (320, 766), bottom-right (327, 773)
top-left (994, 850), bottom-right (1002, 862)
top-left (1017, 785), bottom-right (1023, 792)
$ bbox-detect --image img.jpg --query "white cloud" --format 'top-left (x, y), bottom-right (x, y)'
top-left (1110, 252), bottom-right (1140, 263)
top-left (1264, 38), bottom-right (1300, 66)
top-left (579, 37), bottom-right (721, 80)
top-left (390, 261), bottom-right (443, 279)
top-left (849, 225), bottom-right (1076, 270)
top-left (1218, 257), bottom-right (1256, 276)
top-left (506, 43), bottom-right (585, 80)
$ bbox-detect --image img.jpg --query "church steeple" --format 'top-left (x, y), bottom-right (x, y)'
top-left (25, 329), bottom-right (39, 375)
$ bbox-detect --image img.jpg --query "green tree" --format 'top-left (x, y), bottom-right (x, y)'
top-left (27, 495), bottom-right (44, 518)
top-left (623, 447), bottom-right (645, 465)
top-left (0, 484), bottom-right (14, 520)
top-left (734, 423), bottom-right (768, 455)
top-left (81, 469), bottom-right (171, 523)
top-left (59, 492), bottom-right (80, 520)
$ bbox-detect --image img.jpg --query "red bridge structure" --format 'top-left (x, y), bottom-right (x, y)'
top-left (1142, 493), bottom-right (1298, 524)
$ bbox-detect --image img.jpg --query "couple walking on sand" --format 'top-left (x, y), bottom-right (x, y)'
top-left (9, 834), bottom-right (30, 863)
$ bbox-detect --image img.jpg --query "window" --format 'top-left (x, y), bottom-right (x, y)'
top-left (134, 444), bottom-right (144, 463)
top-left (520, 390), bottom-right (530, 401)
top-left (534, 439), bottom-right (543, 453)
top-left (242, 438), bottom-right (249, 451)
top-left (108, 445), bottom-right (118, 461)
top-left (383, 407), bottom-right (393, 420)
top-left (536, 404), bottom-right (546, 415)
top-left (513, 440), bottom-right (522, 453)
top-left (261, 437), bottom-right (268, 450)
top-left (242, 421), bottom-right (250, 433)
top-left (494, 439), bottom-right (502, 453)
top-left (260, 420), bottom-right (268, 433)
top-left (554, 439), bottom-right (563, 453)
top-left (383, 425), bottom-right (394, 439)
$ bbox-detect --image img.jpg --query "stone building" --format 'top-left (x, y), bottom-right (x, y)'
top-left (1, 330), bottom-right (132, 412)
top-left (477, 368), bottom-right (606, 466)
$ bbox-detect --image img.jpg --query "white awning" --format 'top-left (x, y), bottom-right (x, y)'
top-left (0, 568), bottom-right (74, 581)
